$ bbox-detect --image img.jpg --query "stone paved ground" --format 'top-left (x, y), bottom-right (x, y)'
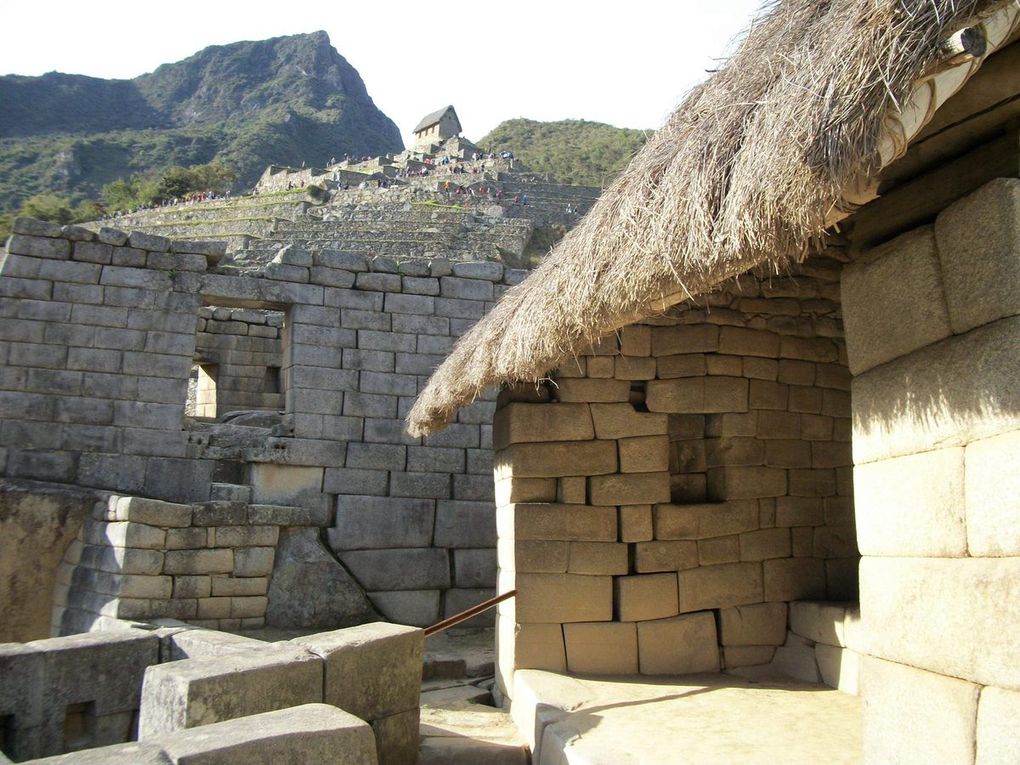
top-left (516, 669), bottom-right (862, 765)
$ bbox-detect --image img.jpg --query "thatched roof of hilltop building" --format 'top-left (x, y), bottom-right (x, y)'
top-left (407, 0), bottom-right (1020, 436)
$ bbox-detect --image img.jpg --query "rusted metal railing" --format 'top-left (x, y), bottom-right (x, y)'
top-left (424, 589), bottom-right (516, 637)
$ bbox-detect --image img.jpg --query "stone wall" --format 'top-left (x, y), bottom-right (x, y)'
top-left (0, 218), bottom-right (518, 630)
top-left (841, 178), bottom-right (1020, 764)
top-left (492, 257), bottom-right (855, 695)
top-left (0, 620), bottom-right (420, 763)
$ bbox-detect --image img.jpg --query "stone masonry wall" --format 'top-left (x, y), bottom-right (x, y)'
top-left (841, 178), bottom-right (1020, 764)
top-left (492, 257), bottom-right (855, 696)
top-left (193, 307), bottom-right (285, 416)
top-left (0, 218), bottom-right (520, 630)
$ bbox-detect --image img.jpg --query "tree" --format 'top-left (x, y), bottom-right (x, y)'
top-left (18, 194), bottom-right (75, 225)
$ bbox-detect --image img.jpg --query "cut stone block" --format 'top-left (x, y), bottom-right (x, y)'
top-left (738, 528), bottom-right (791, 561)
top-left (516, 574), bottom-right (613, 623)
top-left (554, 378), bottom-right (631, 403)
top-left (367, 590), bottom-right (440, 627)
top-left (851, 317), bottom-right (1020, 464)
top-left (266, 528), bottom-right (377, 630)
top-left (28, 631), bottom-right (159, 725)
top-left (841, 226), bottom-right (951, 374)
top-left (293, 622), bottom-right (423, 721)
top-left (854, 447), bottom-right (966, 556)
top-left (638, 612), bottom-right (720, 675)
top-left (503, 503), bottom-right (617, 542)
top-left (654, 501), bottom-right (758, 540)
top-left (965, 429), bottom-right (1020, 556)
top-left (588, 472), bottom-right (670, 505)
top-left (646, 377), bottom-right (749, 413)
top-left (722, 646), bottom-right (776, 669)
top-left (934, 177), bottom-right (1020, 334)
top-left (493, 403), bottom-right (594, 449)
top-left (763, 558), bottom-right (826, 602)
top-left (771, 631), bottom-right (820, 683)
top-left (815, 644), bottom-right (860, 695)
top-left (678, 562), bottom-right (763, 612)
top-left (862, 656), bottom-right (978, 765)
top-left (138, 646), bottom-right (323, 737)
top-left (589, 403), bottom-right (668, 439)
top-left (512, 622), bottom-right (567, 672)
top-left (339, 548), bottom-right (450, 591)
top-left (165, 629), bottom-right (265, 661)
top-left (567, 542), bottom-right (628, 575)
top-left (618, 435), bottom-right (670, 473)
top-left (615, 573), bottom-right (679, 622)
top-left (634, 540), bottom-right (698, 573)
top-left (331, 495), bottom-right (435, 550)
top-left (789, 601), bottom-right (848, 647)
top-left (499, 440), bottom-right (617, 478)
top-left (250, 464), bottom-right (324, 507)
top-left (155, 703), bottom-right (376, 765)
top-left (443, 588), bottom-right (496, 628)
top-left (619, 504), bottom-right (653, 542)
top-left (976, 687), bottom-right (1020, 765)
top-left (707, 466), bottom-right (787, 499)
top-left (106, 496), bottom-right (192, 527)
top-left (563, 622), bottom-right (638, 674)
top-left (718, 602), bottom-right (787, 646)
top-left (370, 709), bottom-right (419, 765)
top-left (557, 476), bottom-right (587, 504)
top-left (860, 557), bottom-right (1020, 687)
top-left (24, 741), bottom-right (171, 763)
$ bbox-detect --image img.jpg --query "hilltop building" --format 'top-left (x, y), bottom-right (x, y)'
top-left (412, 105), bottom-right (462, 150)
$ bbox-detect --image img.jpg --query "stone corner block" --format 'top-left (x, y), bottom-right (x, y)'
top-left (291, 621), bottom-right (423, 721)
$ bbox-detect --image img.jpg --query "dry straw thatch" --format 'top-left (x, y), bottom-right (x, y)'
top-left (408, 0), bottom-right (1004, 436)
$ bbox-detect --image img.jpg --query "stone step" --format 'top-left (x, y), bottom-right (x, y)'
top-left (419, 705), bottom-right (530, 765)
top-left (420, 682), bottom-right (493, 708)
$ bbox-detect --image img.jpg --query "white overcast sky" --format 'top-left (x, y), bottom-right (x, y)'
top-left (0, 1), bottom-right (765, 143)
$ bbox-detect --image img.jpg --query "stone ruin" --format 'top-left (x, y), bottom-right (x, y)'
top-left (0, 127), bottom-right (607, 763)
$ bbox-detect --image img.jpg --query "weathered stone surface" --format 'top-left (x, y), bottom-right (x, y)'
top-left (266, 528), bottom-right (377, 629)
top-left (772, 631), bottom-right (820, 683)
top-left (499, 440), bottom-right (617, 478)
top-left (637, 612), bottom-right (719, 675)
top-left (293, 622), bottom-right (423, 721)
top-left (653, 501), bottom-right (758, 540)
top-left (589, 403), bottom-right (667, 439)
top-left (0, 482), bottom-right (91, 642)
top-left (330, 495), bottom-right (435, 550)
top-left (616, 573), bottom-right (679, 622)
top-left (563, 622), bottom-right (638, 674)
top-left (718, 602), bottom-right (787, 646)
top-left (512, 622), bottom-right (567, 672)
top-left (841, 226), bottom-right (951, 374)
top-left (633, 540), bottom-right (698, 573)
top-left (789, 601), bottom-right (850, 647)
top-left (763, 558), bottom-right (826, 602)
top-left (964, 429), bottom-right (1020, 556)
top-left (935, 178), bottom-right (1020, 334)
top-left (678, 562), bottom-right (763, 613)
top-left (367, 590), bottom-right (440, 627)
top-left (493, 403), bottom-right (594, 448)
top-left (25, 741), bottom-right (171, 763)
top-left (815, 644), bottom-right (860, 695)
top-left (370, 709), bottom-right (419, 765)
top-left (852, 316), bottom-right (1020, 464)
top-left (155, 703), bottom-right (377, 765)
top-left (516, 574), bottom-right (612, 623)
top-left (503, 503), bottom-right (617, 542)
top-left (860, 557), bottom-right (1020, 687)
top-left (138, 646), bottom-right (323, 737)
top-left (567, 542), bottom-right (628, 575)
top-left (976, 687), bottom-right (1020, 765)
top-left (854, 447), bottom-right (966, 556)
top-left (588, 472), bottom-right (670, 505)
top-left (646, 377), bottom-right (749, 413)
top-left (862, 656), bottom-right (978, 765)
top-left (340, 548), bottom-right (450, 591)
top-left (434, 500), bottom-right (496, 548)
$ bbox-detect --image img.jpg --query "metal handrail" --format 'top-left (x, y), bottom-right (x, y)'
top-left (424, 589), bottom-right (516, 637)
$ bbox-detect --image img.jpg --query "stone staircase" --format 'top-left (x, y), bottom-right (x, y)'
top-left (420, 629), bottom-right (530, 764)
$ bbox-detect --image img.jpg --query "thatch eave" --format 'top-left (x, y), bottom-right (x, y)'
top-left (407, 0), bottom-right (1020, 437)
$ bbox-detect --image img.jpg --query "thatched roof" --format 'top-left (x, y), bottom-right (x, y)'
top-left (413, 105), bottom-right (460, 134)
top-left (408, 0), bottom-right (1019, 436)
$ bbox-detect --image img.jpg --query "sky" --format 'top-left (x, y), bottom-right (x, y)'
top-left (0, 1), bottom-right (766, 144)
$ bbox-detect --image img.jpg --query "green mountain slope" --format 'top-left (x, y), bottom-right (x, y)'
top-left (479, 118), bottom-right (649, 187)
top-left (0, 31), bottom-right (403, 212)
